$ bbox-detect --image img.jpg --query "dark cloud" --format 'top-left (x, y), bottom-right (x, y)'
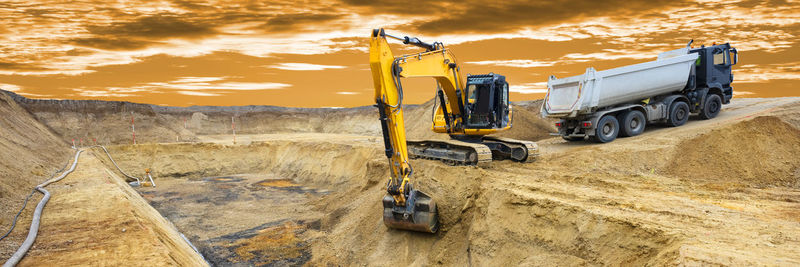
top-left (341, 0), bottom-right (450, 14)
top-left (735, 0), bottom-right (790, 8)
top-left (64, 48), bottom-right (95, 57)
top-left (261, 13), bottom-right (346, 32)
top-left (341, 0), bottom-right (689, 34)
top-left (0, 62), bottom-right (48, 71)
top-left (169, 0), bottom-right (216, 11)
top-left (86, 14), bottom-right (215, 38)
top-left (423, 0), bottom-right (690, 33)
top-left (69, 37), bottom-right (158, 50)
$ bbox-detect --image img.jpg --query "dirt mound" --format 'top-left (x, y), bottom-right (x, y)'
top-left (665, 116), bottom-right (800, 187)
top-left (403, 99), bottom-right (555, 141)
top-left (0, 91), bottom-right (70, 258)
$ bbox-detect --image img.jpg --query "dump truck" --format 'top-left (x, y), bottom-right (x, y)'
top-left (541, 41), bottom-right (738, 143)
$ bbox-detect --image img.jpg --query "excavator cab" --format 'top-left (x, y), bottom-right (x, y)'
top-left (464, 74), bottom-right (510, 129)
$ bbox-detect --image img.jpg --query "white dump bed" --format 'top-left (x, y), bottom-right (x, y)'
top-left (542, 47), bottom-right (698, 118)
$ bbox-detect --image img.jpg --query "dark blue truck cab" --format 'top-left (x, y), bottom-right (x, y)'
top-left (686, 43), bottom-right (738, 116)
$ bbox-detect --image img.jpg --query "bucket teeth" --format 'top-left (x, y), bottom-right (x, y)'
top-left (382, 190), bottom-right (439, 233)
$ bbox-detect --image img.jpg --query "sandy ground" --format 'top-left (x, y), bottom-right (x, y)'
top-left (11, 151), bottom-right (206, 266)
top-left (2, 96), bottom-right (799, 266)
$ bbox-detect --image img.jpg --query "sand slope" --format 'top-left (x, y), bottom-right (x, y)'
top-left (0, 92), bottom-right (70, 258)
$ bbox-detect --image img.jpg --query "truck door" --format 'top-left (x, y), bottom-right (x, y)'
top-left (711, 46), bottom-right (733, 86)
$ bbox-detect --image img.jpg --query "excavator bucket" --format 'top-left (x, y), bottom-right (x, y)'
top-left (382, 189), bottom-right (439, 233)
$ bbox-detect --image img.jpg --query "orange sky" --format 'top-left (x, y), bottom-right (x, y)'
top-left (0, 0), bottom-right (798, 107)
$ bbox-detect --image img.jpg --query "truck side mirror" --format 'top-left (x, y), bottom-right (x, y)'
top-left (730, 48), bottom-right (738, 65)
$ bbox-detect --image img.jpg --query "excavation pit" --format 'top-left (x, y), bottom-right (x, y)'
top-left (135, 173), bottom-right (325, 266)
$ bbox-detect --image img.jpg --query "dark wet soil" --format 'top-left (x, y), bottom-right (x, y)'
top-left (137, 174), bottom-right (326, 266)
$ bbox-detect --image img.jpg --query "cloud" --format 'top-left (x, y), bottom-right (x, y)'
top-left (70, 76), bottom-right (291, 98)
top-left (86, 14), bottom-right (215, 38)
top-left (408, 0), bottom-right (690, 34)
top-left (177, 90), bottom-right (222, 96)
top-left (336, 91), bottom-right (360, 95)
top-left (561, 49), bottom-right (656, 61)
top-left (0, 83), bottom-right (23, 92)
top-left (260, 13), bottom-right (346, 32)
top-left (733, 62), bottom-right (800, 83)
top-left (269, 63), bottom-right (347, 71)
top-left (69, 37), bottom-right (159, 50)
top-left (0, 0), bottom-right (797, 106)
top-left (72, 87), bottom-right (141, 98)
top-left (510, 82), bottom-right (548, 94)
top-left (466, 60), bottom-right (552, 68)
top-left (147, 77), bottom-right (291, 91)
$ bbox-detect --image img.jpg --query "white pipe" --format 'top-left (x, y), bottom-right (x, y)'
top-left (89, 146), bottom-right (140, 182)
top-left (3, 149), bottom-right (82, 267)
top-left (3, 145), bottom-right (177, 266)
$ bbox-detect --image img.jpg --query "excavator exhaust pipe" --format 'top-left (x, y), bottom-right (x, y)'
top-left (382, 189), bottom-right (439, 233)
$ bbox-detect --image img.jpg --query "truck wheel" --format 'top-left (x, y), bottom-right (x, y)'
top-left (699, 94), bottom-right (722, 120)
top-left (667, 101), bottom-right (690, 127)
top-left (592, 115), bottom-right (619, 143)
top-left (619, 110), bottom-right (646, 137)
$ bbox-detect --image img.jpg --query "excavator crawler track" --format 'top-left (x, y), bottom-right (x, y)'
top-left (407, 139), bottom-right (492, 166)
top-left (482, 136), bottom-right (539, 163)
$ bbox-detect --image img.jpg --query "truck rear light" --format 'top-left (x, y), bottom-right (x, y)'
top-left (581, 121), bottom-right (592, 128)
top-left (555, 122), bottom-right (562, 127)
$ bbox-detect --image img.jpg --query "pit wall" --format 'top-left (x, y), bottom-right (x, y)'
top-left (100, 141), bottom-right (384, 191)
top-left (99, 141), bottom-right (679, 266)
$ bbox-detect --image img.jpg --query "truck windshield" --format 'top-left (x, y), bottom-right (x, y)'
top-left (713, 49), bottom-right (727, 65)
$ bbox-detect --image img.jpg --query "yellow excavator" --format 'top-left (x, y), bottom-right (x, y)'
top-left (370, 28), bottom-right (538, 233)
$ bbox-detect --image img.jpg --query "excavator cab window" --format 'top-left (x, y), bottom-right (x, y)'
top-left (464, 74), bottom-right (508, 129)
top-left (500, 82), bottom-right (509, 127)
top-left (467, 84), bottom-right (478, 104)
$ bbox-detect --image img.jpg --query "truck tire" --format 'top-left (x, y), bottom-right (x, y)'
top-left (667, 101), bottom-right (690, 127)
top-left (619, 110), bottom-right (646, 137)
top-left (592, 115), bottom-right (619, 143)
top-left (699, 94), bottom-right (722, 120)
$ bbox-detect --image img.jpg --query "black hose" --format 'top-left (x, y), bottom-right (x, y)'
top-left (0, 190), bottom-right (34, 242)
top-left (0, 159), bottom-right (69, 242)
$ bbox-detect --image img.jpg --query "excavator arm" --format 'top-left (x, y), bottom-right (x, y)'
top-left (370, 28), bottom-right (440, 233)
